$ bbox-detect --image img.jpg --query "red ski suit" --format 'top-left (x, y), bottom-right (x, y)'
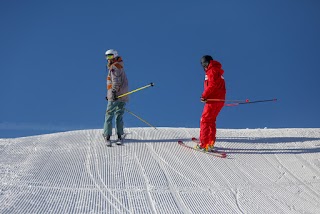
top-left (200, 60), bottom-right (226, 148)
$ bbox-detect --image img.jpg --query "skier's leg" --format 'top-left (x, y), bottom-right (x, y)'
top-left (103, 101), bottom-right (117, 137)
top-left (115, 101), bottom-right (126, 136)
top-left (200, 104), bottom-right (215, 149)
top-left (209, 102), bottom-right (225, 146)
top-left (208, 122), bottom-right (216, 147)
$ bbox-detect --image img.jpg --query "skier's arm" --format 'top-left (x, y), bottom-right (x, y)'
top-left (201, 71), bottom-right (218, 98)
top-left (110, 64), bottom-right (122, 94)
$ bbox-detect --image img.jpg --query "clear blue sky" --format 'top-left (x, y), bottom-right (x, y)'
top-left (1, 0), bottom-right (320, 138)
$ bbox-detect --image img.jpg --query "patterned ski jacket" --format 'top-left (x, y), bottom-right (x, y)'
top-left (106, 57), bottom-right (129, 102)
top-left (201, 60), bottom-right (226, 102)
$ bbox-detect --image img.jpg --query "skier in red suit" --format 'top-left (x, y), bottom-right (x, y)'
top-left (197, 55), bottom-right (226, 151)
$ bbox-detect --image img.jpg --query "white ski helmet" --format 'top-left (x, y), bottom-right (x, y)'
top-left (105, 49), bottom-right (118, 59)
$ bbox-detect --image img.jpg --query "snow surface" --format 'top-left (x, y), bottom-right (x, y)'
top-left (0, 128), bottom-right (320, 214)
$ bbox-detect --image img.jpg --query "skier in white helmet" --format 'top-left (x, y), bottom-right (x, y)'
top-left (103, 49), bottom-right (129, 146)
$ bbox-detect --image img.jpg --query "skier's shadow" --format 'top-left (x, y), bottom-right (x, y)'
top-left (215, 137), bottom-right (320, 155)
top-left (123, 132), bottom-right (320, 155)
top-left (213, 146), bottom-right (320, 155)
top-left (124, 138), bottom-right (190, 143)
top-left (122, 132), bottom-right (192, 143)
top-left (218, 137), bottom-right (320, 144)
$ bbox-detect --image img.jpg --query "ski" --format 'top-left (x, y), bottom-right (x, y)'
top-left (178, 140), bottom-right (227, 158)
top-left (103, 133), bottom-right (127, 147)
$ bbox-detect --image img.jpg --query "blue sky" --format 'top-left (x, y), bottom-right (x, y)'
top-left (1, 0), bottom-right (319, 138)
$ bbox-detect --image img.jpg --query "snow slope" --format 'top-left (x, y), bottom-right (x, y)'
top-left (0, 128), bottom-right (320, 214)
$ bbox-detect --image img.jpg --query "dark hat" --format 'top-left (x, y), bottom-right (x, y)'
top-left (200, 55), bottom-right (213, 69)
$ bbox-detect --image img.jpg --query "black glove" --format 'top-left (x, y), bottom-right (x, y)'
top-left (112, 90), bottom-right (118, 100)
top-left (200, 97), bottom-right (207, 103)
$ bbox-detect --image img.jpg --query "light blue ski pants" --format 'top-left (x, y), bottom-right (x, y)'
top-left (103, 101), bottom-right (126, 137)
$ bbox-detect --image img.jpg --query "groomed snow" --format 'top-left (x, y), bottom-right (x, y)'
top-left (0, 128), bottom-right (320, 213)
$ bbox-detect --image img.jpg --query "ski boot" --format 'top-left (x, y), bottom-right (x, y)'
top-left (208, 141), bottom-right (215, 152)
top-left (195, 143), bottom-right (209, 152)
top-left (116, 134), bottom-right (123, 146)
top-left (103, 134), bottom-right (112, 147)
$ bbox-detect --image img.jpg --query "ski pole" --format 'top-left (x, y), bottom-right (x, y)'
top-left (117, 82), bottom-right (154, 98)
top-left (225, 98), bottom-right (277, 106)
top-left (124, 108), bottom-right (158, 130)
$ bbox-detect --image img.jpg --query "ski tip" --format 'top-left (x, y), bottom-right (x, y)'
top-left (191, 137), bottom-right (197, 141)
top-left (221, 154), bottom-right (227, 158)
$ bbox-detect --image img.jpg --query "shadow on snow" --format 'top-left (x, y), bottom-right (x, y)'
top-left (213, 146), bottom-right (320, 155)
top-left (122, 132), bottom-right (320, 155)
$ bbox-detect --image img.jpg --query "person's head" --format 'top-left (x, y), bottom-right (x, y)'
top-left (105, 49), bottom-right (118, 63)
top-left (200, 55), bottom-right (213, 69)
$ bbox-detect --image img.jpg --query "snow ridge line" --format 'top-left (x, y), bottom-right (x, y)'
top-left (231, 153), bottom-right (318, 212)
top-left (182, 128), bottom-right (298, 213)
top-left (92, 131), bottom-right (133, 213)
top-left (182, 128), bottom-right (244, 213)
top-left (273, 151), bottom-right (320, 203)
top-left (131, 129), bottom-right (209, 191)
top-left (131, 130), bottom-right (167, 214)
top-left (132, 129), bottom-right (192, 214)
top-left (220, 129), bottom-right (320, 212)
top-left (1, 128), bottom-right (319, 213)
top-left (258, 130), bottom-right (320, 206)
top-left (260, 151), bottom-right (320, 208)
top-left (133, 149), bottom-right (158, 213)
top-left (85, 131), bottom-right (131, 213)
top-left (85, 132), bottom-right (119, 212)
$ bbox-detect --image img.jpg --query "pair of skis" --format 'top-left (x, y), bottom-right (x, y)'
top-left (178, 138), bottom-right (227, 158)
top-left (104, 134), bottom-right (126, 147)
top-left (106, 139), bottom-right (123, 147)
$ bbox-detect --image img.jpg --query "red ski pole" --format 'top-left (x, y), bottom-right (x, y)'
top-left (206, 98), bottom-right (250, 103)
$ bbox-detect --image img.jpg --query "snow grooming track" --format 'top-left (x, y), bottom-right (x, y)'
top-left (85, 130), bottom-right (132, 213)
top-left (216, 128), bottom-right (320, 213)
top-left (131, 129), bottom-right (196, 213)
top-left (181, 128), bottom-right (243, 213)
top-left (257, 130), bottom-right (320, 207)
top-left (130, 129), bottom-right (189, 214)
top-left (0, 128), bottom-right (320, 213)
